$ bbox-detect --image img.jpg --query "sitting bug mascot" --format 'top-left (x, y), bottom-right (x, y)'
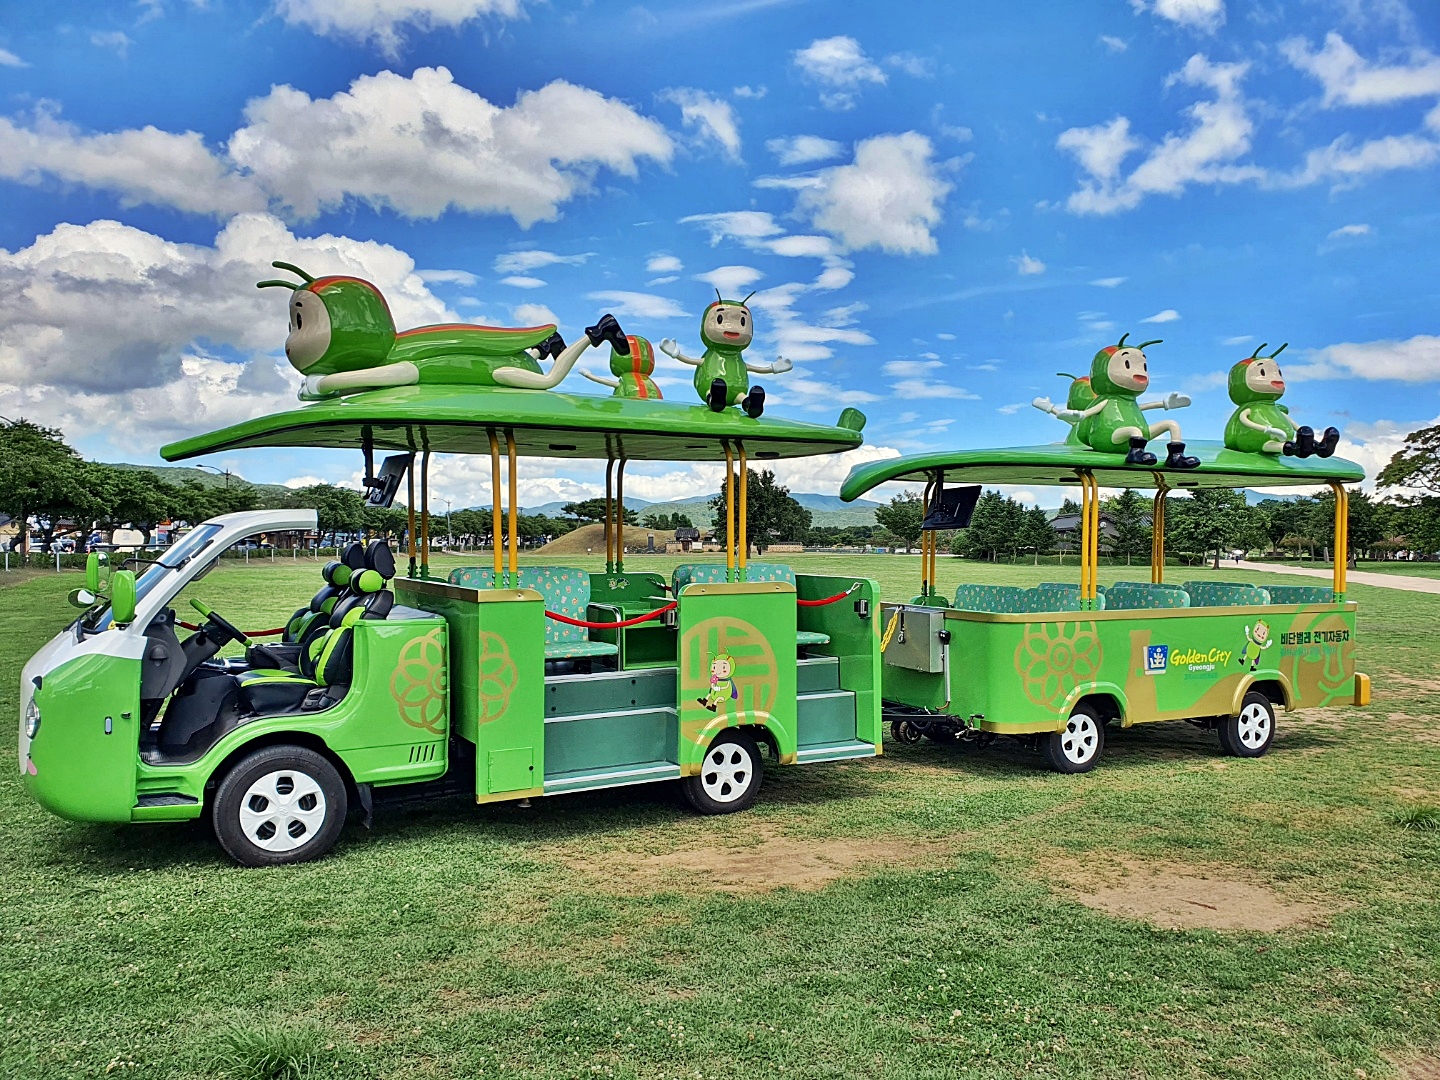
top-left (1033, 334), bottom-right (1198, 469)
top-left (581, 334), bottom-right (662, 399)
top-left (1223, 342), bottom-right (1339, 458)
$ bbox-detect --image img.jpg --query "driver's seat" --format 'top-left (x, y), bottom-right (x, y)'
top-left (246, 543), bottom-right (365, 670)
top-left (236, 541), bottom-right (395, 715)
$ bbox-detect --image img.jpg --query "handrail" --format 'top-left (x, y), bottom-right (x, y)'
top-left (545, 602), bottom-right (677, 629)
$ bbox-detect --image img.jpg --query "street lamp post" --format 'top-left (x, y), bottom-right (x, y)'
top-left (444, 498), bottom-right (453, 549)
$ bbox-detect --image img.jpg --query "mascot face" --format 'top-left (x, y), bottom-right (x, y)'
top-left (700, 302), bottom-right (753, 350)
top-left (284, 290), bottom-right (333, 372)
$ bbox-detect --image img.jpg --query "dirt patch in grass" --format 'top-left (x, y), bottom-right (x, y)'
top-left (562, 829), bottom-right (952, 895)
top-left (1041, 856), bottom-right (1330, 932)
top-left (1388, 1052), bottom-right (1440, 1079)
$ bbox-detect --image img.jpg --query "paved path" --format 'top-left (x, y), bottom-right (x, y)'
top-left (1233, 560), bottom-right (1440, 595)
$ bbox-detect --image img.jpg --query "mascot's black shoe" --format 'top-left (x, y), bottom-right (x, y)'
top-left (1316, 426), bottom-right (1340, 458)
top-left (585, 314), bottom-right (629, 353)
top-left (707, 378), bottom-right (729, 412)
top-left (536, 331), bottom-right (566, 361)
top-left (1166, 442), bottom-right (1200, 469)
top-left (1124, 436), bottom-right (1157, 466)
top-left (741, 386), bottom-right (766, 418)
top-left (1290, 425), bottom-right (1317, 458)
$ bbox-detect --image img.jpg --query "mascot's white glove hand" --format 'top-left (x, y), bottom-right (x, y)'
top-left (298, 375), bottom-right (329, 401)
top-left (658, 338), bottom-right (681, 359)
top-left (772, 356), bottom-right (793, 373)
top-left (1163, 392), bottom-right (1191, 410)
top-left (1266, 426), bottom-right (1288, 440)
top-left (1032, 396), bottom-right (1056, 415)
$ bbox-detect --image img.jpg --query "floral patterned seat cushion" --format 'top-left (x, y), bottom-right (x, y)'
top-left (1106, 586), bottom-right (1191, 610)
top-left (1266, 586), bottom-right (1336, 605)
top-left (445, 565), bottom-right (617, 658)
top-left (1185, 583), bottom-right (1271, 608)
top-left (673, 563), bottom-right (829, 645)
top-left (952, 584), bottom-right (1031, 612)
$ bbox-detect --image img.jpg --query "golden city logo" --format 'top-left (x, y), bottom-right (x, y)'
top-left (1166, 645), bottom-right (1232, 673)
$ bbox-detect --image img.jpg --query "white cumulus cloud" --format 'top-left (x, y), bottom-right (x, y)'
top-left (1141, 309), bottom-right (1181, 323)
top-left (1012, 251), bottom-right (1046, 275)
top-left (695, 265), bottom-right (764, 295)
top-left (274, 0), bottom-right (524, 56)
top-left (646, 254), bottom-right (683, 274)
top-left (660, 87), bottom-right (742, 161)
top-left (766, 135), bottom-right (845, 166)
top-left (796, 132), bottom-right (952, 255)
top-left (1131, 0), bottom-right (1224, 33)
top-left (0, 48), bottom-right (26, 68)
top-left (585, 291), bottom-right (690, 320)
top-left (1287, 334), bottom-right (1440, 383)
top-left (1282, 32), bottom-right (1440, 107)
top-left (794, 36), bottom-right (886, 109)
top-left (493, 249), bottom-right (592, 274)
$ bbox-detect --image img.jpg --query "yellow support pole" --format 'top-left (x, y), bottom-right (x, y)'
top-left (603, 458), bottom-right (614, 573)
top-left (506, 431), bottom-right (518, 585)
top-left (723, 442), bottom-right (735, 582)
top-left (1092, 476), bottom-right (1101, 596)
top-left (737, 441), bottom-right (748, 580)
top-left (1076, 473), bottom-right (1090, 602)
top-left (406, 458), bottom-right (417, 578)
top-left (420, 449), bottom-right (431, 577)
top-left (920, 480), bottom-right (935, 598)
top-left (616, 455), bottom-right (626, 573)
top-left (1151, 474), bottom-right (1168, 584)
top-left (1330, 481), bottom-right (1348, 597)
top-left (488, 431), bottom-right (502, 583)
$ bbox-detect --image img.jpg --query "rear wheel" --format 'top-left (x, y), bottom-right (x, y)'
top-left (1042, 703), bottom-right (1105, 773)
top-left (212, 745), bottom-right (347, 866)
top-left (682, 730), bottom-right (763, 814)
top-left (1219, 691), bottom-right (1275, 757)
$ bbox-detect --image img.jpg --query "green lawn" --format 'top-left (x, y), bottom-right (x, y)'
top-left (2, 554), bottom-right (1438, 1079)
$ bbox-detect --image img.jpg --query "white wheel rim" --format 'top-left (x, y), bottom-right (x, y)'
top-left (1061, 714), bottom-right (1100, 765)
top-left (238, 769), bottom-right (327, 853)
top-left (1237, 702), bottom-right (1271, 748)
top-left (700, 742), bottom-right (754, 804)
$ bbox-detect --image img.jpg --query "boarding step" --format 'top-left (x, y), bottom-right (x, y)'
top-left (795, 741), bottom-right (877, 764)
top-left (544, 706), bottom-right (678, 780)
top-left (545, 666), bottom-right (677, 718)
top-left (543, 761), bottom-right (680, 794)
top-left (796, 655), bottom-right (842, 694)
top-left (797, 687), bottom-right (857, 748)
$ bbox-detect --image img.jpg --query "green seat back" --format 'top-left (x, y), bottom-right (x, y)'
top-left (1185, 583), bottom-right (1271, 607)
top-left (1106, 586), bottom-right (1191, 610)
top-left (672, 562), bottom-right (796, 592)
top-left (952, 584), bottom-right (1031, 612)
top-left (519, 566), bottom-right (592, 646)
top-left (1266, 585), bottom-right (1336, 604)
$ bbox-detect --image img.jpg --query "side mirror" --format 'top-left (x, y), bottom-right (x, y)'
top-left (85, 552), bottom-right (100, 592)
top-left (110, 570), bottom-right (137, 626)
top-left (68, 588), bottom-right (97, 609)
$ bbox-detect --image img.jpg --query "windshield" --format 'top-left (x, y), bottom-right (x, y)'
top-left (83, 524), bottom-right (224, 632)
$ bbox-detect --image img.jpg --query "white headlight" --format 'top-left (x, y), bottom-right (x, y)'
top-left (24, 698), bottom-right (40, 740)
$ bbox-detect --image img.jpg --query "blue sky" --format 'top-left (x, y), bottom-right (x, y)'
top-left (2, 0), bottom-right (1438, 508)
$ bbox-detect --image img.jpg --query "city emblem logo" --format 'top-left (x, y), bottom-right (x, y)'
top-left (1144, 644), bottom-right (1169, 675)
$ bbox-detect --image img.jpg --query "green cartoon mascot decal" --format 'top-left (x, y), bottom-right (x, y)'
top-left (659, 292), bottom-right (792, 417)
top-left (1033, 334), bottom-right (1199, 469)
top-left (257, 261), bottom-right (629, 400)
top-left (698, 652), bottom-right (739, 712)
top-left (1223, 343), bottom-right (1339, 458)
top-left (1239, 620), bottom-right (1273, 671)
top-left (582, 334), bottom-right (663, 399)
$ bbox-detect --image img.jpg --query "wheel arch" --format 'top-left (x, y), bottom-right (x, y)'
top-left (203, 730), bottom-right (357, 806)
top-left (1059, 683), bottom-right (1128, 728)
top-left (1234, 674), bottom-right (1293, 715)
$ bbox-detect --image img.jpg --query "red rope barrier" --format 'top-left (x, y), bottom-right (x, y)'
top-left (797, 586), bottom-right (859, 607)
top-left (545, 602), bottom-right (677, 629)
top-left (179, 622), bottom-right (287, 636)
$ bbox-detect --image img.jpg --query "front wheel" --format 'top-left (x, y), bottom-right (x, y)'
top-left (1043, 703), bottom-right (1105, 774)
top-left (681, 730), bottom-right (763, 814)
top-left (1219, 691), bottom-right (1276, 757)
top-left (212, 745), bottom-right (348, 866)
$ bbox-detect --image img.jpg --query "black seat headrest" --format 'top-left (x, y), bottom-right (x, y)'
top-left (341, 542), bottom-right (366, 571)
top-left (365, 539), bottom-right (396, 579)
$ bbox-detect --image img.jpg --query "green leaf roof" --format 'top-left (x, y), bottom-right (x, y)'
top-left (160, 384), bottom-right (864, 463)
top-left (840, 440), bottom-right (1365, 501)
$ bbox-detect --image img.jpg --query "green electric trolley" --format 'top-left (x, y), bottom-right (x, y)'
top-left (19, 382), bottom-right (883, 866)
top-left (842, 441), bottom-right (1371, 773)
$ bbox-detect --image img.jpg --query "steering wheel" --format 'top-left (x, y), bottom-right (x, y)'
top-left (190, 598), bottom-right (250, 647)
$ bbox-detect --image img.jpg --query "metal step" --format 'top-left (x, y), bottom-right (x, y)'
top-left (544, 666), bottom-right (676, 718)
top-left (544, 761), bottom-right (681, 794)
top-left (795, 741), bottom-right (877, 764)
top-left (797, 687), bottom-right (857, 748)
top-left (797, 655), bottom-right (842, 694)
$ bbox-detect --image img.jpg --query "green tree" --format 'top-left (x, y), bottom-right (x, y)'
top-left (874, 491), bottom-right (925, 550)
top-left (641, 509), bottom-right (695, 530)
top-left (1167, 489), bottom-right (1253, 567)
top-left (0, 418), bottom-right (92, 553)
top-left (1020, 505), bottom-right (1054, 564)
top-left (88, 466), bottom-right (178, 547)
top-left (957, 490), bottom-right (1022, 560)
top-left (1378, 423), bottom-right (1440, 495)
top-left (288, 484), bottom-right (364, 545)
top-left (1104, 488), bottom-right (1151, 561)
top-left (711, 468), bottom-right (812, 551)
top-left (563, 498), bottom-right (638, 525)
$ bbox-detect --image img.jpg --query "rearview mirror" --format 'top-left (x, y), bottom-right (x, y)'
top-left (110, 570), bottom-right (137, 626)
top-left (85, 551), bottom-right (110, 594)
top-left (68, 588), bottom-right (96, 609)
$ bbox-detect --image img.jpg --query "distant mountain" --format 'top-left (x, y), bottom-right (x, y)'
top-left (106, 462), bottom-right (294, 501)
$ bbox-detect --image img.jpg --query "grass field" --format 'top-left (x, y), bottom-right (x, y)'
top-left (2, 553), bottom-right (1438, 1079)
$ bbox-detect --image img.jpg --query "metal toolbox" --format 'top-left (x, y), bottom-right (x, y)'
top-left (880, 604), bottom-right (948, 673)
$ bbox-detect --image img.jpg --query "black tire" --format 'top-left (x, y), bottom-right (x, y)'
top-left (1219, 691), bottom-right (1276, 758)
top-left (212, 744), bottom-right (348, 866)
top-left (681, 730), bottom-right (763, 814)
top-left (891, 718), bottom-right (924, 744)
top-left (1042, 703), bottom-right (1105, 774)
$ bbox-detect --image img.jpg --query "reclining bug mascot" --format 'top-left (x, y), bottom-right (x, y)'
top-left (1223, 343), bottom-right (1339, 458)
